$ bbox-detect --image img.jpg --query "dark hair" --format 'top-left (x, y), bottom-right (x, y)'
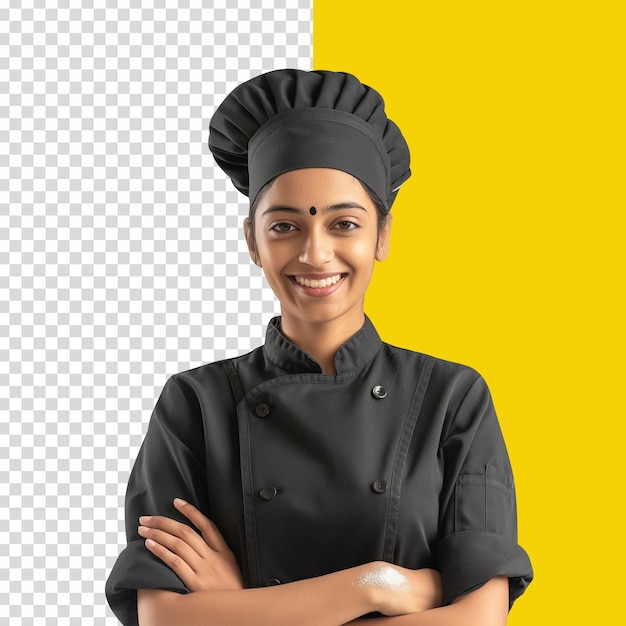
top-left (246, 176), bottom-right (390, 250)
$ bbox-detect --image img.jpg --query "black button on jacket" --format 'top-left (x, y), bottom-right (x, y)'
top-left (106, 317), bottom-right (533, 626)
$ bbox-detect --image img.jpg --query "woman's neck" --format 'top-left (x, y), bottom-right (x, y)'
top-left (279, 309), bottom-right (365, 375)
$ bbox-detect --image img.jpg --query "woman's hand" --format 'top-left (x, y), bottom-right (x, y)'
top-left (356, 562), bottom-right (442, 617)
top-left (137, 498), bottom-right (244, 592)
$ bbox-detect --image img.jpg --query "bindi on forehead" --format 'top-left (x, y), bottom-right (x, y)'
top-left (309, 206), bottom-right (317, 216)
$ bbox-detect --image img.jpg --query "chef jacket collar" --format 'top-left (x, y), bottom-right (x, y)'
top-left (263, 316), bottom-right (383, 375)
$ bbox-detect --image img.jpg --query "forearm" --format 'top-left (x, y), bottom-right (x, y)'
top-left (136, 503), bottom-right (440, 626)
top-left (347, 577), bottom-right (509, 626)
top-left (138, 565), bottom-right (376, 626)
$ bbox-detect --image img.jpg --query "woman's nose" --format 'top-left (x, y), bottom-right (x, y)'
top-left (298, 230), bottom-right (334, 266)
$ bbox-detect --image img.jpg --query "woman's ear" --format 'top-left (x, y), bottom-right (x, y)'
top-left (243, 217), bottom-right (261, 267)
top-left (375, 213), bottom-right (393, 261)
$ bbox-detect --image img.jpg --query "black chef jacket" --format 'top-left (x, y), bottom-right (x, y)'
top-left (106, 317), bottom-right (533, 625)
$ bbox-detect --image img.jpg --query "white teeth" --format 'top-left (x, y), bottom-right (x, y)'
top-left (294, 274), bottom-right (342, 288)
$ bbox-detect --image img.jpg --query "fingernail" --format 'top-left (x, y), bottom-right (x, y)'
top-left (139, 516), bottom-right (150, 524)
top-left (174, 498), bottom-right (187, 506)
top-left (145, 538), bottom-right (156, 548)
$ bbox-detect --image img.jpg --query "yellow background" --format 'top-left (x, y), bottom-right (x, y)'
top-left (315, 1), bottom-right (624, 623)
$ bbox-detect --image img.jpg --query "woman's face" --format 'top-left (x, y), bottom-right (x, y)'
top-left (245, 168), bottom-right (391, 329)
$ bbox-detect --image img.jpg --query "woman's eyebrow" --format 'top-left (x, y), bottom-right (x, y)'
top-left (323, 203), bottom-right (367, 213)
top-left (261, 205), bottom-right (301, 217)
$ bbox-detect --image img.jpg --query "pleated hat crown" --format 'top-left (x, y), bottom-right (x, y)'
top-left (208, 69), bottom-right (411, 209)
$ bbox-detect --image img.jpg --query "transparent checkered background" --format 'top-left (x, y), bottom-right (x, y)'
top-left (1, 1), bottom-right (311, 622)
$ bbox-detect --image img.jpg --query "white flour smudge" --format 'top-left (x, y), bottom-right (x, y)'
top-left (355, 564), bottom-right (410, 591)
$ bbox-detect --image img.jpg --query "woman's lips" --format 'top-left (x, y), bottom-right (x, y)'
top-left (289, 273), bottom-right (347, 296)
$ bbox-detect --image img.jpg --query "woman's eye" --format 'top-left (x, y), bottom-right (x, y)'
top-left (334, 221), bottom-right (357, 230)
top-left (270, 222), bottom-right (296, 232)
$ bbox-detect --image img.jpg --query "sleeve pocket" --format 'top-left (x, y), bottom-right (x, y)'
top-left (454, 464), bottom-right (515, 535)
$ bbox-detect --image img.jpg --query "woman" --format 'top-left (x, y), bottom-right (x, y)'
top-left (106, 69), bottom-right (532, 625)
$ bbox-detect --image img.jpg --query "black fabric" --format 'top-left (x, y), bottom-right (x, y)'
top-left (435, 532), bottom-right (534, 608)
top-left (106, 542), bottom-right (188, 623)
top-left (105, 317), bottom-right (533, 625)
top-left (208, 69), bottom-right (411, 208)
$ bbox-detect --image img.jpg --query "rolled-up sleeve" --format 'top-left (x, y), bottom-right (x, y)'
top-left (435, 374), bottom-right (533, 608)
top-left (106, 375), bottom-right (209, 626)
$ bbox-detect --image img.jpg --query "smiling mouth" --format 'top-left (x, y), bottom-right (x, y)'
top-left (290, 273), bottom-right (345, 289)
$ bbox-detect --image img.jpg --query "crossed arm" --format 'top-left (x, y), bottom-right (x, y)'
top-left (136, 499), bottom-right (509, 626)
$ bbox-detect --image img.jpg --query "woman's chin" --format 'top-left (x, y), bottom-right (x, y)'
top-left (280, 300), bottom-right (366, 329)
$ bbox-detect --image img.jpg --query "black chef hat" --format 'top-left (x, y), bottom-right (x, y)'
top-left (208, 69), bottom-right (411, 210)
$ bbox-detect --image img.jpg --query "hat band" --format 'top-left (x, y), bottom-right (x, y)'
top-left (248, 108), bottom-right (391, 208)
